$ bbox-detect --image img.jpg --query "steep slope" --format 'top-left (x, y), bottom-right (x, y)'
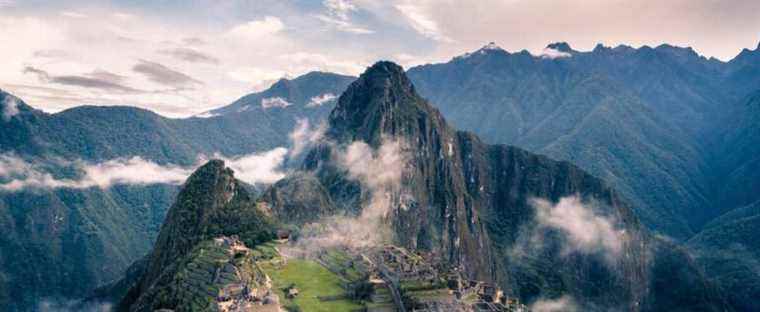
top-left (119, 160), bottom-right (276, 311)
top-left (406, 42), bottom-right (747, 238)
top-left (688, 211), bottom-right (760, 312)
top-left (263, 61), bottom-right (727, 311)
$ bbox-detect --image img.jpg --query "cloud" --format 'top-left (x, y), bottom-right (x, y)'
top-left (306, 93), bottom-right (337, 107)
top-left (193, 111), bottom-right (219, 118)
top-left (33, 49), bottom-right (69, 58)
top-left (538, 48), bottom-right (572, 59)
top-left (80, 157), bottom-right (192, 187)
top-left (531, 296), bottom-right (578, 312)
top-left (159, 48), bottom-right (220, 65)
top-left (38, 298), bottom-right (112, 312)
top-left (286, 138), bottom-right (410, 255)
top-left (0, 0), bottom-right (13, 8)
top-left (227, 67), bottom-right (287, 90)
top-left (215, 148), bottom-right (288, 185)
top-left (394, 2), bottom-right (451, 42)
top-left (23, 66), bottom-right (140, 93)
top-left (316, 0), bottom-right (374, 34)
top-left (260, 96), bottom-right (292, 109)
top-left (0, 146), bottom-right (291, 191)
top-left (182, 37), bottom-right (206, 46)
top-left (288, 118), bottom-right (326, 157)
top-left (334, 139), bottom-right (409, 235)
top-left (0, 154), bottom-right (193, 191)
top-left (227, 16), bottom-right (285, 40)
top-left (2, 95), bottom-right (20, 122)
top-left (133, 60), bottom-right (201, 87)
top-left (60, 11), bottom-right (88, 19)
top-left (531, 196), bottom-right (625, 263)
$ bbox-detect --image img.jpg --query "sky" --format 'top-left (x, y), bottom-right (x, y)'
top-left (0, 0), bottom-right (758, 117)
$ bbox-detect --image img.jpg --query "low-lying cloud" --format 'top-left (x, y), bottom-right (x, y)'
top-left (0, 154), bottom-right (192, 191)
top-left (0, 147), bottom-right (291, 191)
top-left (214, 148), bottom-right (288, 185)
top-left (531, 196), bottom-right (625, 263)
top-left (306, 93), bottom-right (337, 107)
top-left (538, 47), bottom-right (572, 59)
top-left (288, 138), bottom-right (410, 254)
top-left (288, 118), bottom-right (326, 157)
top-left (2, 94), bottom-right (20, 121)
top-left (37, 298), bottom-right (112, 312)
top-left (530, 296), bottom-right (578, 312)
top-left (260, 96), bottom-right (292, 109)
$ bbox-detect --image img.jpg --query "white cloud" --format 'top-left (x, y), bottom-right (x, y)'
top-left (289, 118), bottom-right (326, 157)
top-left (227, 16), bottom-right (285, 40)
top-left (216, 148), bottom-right (288, 185)
top-left (60, 11), bottom-right (88, 19)
top-left (261, 96), bottom-right (292, 109)
top-left (193, 111), bottom-right (219, 118)
top-left (287, 138), bottom-right (411, 254)
top-left (81, 157), bottom-right (191, 187)
top-left (338, 139), bottom-right (408, 221)
top-left (2, 95), bottom-right (20, 121)
top-left (0, 146), bottom-right (291, 191)
top-left (531, 296), bottom-right (578, 312)
top-left (538, 47), bottom-right (572, 59)
top-left (0, 155), bottom-right (192, 191)
top-left (227, 67), bottom-right (287, 91)
top-left (531, 196), bottom-right (626, 263)
top-left (316, 0), bottom-right (374, 34)
top-left (394, 2), bottom-right (451, 42)
top-left (306, 93), bottom-right (337, 107)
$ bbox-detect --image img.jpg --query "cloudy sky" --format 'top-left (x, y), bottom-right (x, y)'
top-left (1, 0), bottom-right (758, 117)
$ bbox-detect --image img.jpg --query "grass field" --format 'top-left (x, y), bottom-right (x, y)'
top-left (260, 258), bottom-right (363, 312)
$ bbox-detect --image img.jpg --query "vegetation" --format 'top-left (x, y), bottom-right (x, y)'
top-left (260, 259), bottom-right (362, 312)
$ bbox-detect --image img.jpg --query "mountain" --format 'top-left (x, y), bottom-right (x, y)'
top-left (0, 70), bottom-right (353, 311)
top-left (688, 203), bottom-right (760, 312)
top-left (260, 61), bottom-right (727, 310)
top-left (405, 41), bottom-right (757, 240)
top-left (117, 160), bottom-right (275, 311)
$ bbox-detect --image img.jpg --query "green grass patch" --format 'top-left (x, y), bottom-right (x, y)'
top-left (260, 259), bottom-right (363, 312)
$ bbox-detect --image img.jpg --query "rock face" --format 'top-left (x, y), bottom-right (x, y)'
top-left (118, 160), bottom-right (275, 311)
top-left (263, 61), bottom-right (728, 310)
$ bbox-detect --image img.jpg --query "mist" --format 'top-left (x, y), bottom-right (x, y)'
top-left (284, 138), bottom-right (410, 256)
top-left (288, 118), bottom-right (326, 158)
top-left (530, 196), bottom-right (627, 264)
top-left (530, 295), bottom-right (578, 312)
top-left (0, 147), bottom-right (290, 191)
top-left (2, 95), bottom-right (19, 121)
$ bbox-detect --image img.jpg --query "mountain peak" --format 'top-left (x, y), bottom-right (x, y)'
top-left (546, 41), bottom-right (575, 53)
top-left (327, 61), bottom-right (446, 145)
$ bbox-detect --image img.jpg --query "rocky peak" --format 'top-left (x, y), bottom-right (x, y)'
top-left (326, 61), bottom-right (450, 146)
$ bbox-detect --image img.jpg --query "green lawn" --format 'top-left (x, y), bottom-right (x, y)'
top-left (260, 259), bottom-right (363, 312)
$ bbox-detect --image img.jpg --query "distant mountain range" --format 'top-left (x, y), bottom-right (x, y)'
top-left (0, 41), bottom-right (758, 311)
